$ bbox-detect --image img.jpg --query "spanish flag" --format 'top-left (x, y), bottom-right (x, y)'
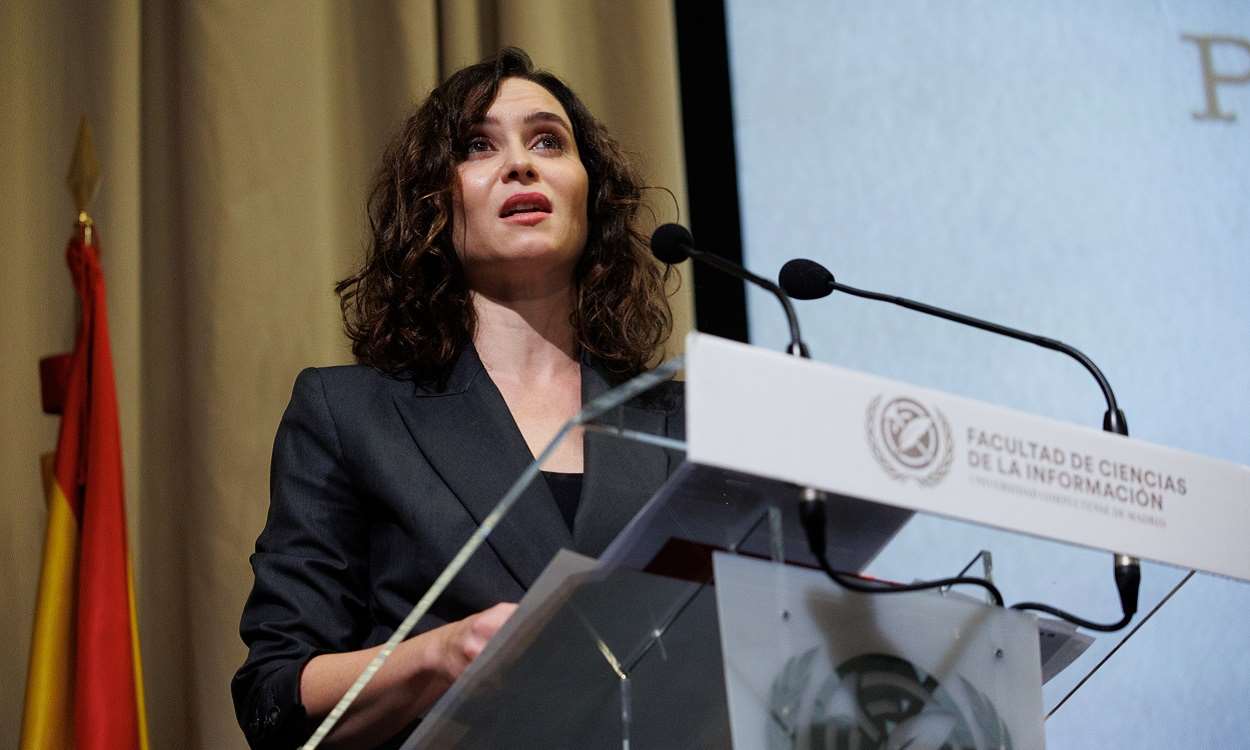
top-left (20, 224), bottom-right (149, 750)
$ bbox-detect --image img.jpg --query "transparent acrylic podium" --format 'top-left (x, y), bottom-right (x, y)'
top-left (299, 338), bottom-right (1240, 750)
top-left (387, 405), bottom-right (1200, 748)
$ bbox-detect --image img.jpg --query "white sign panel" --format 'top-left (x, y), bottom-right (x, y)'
top-left (687, 333), bottom-right (1250, 582)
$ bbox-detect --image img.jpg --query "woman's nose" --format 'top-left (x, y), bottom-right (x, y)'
top-left (503, 148), bottom-right (537, 183)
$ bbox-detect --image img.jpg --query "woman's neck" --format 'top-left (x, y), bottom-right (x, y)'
top-left (471, 282), bottom-right (579, 383)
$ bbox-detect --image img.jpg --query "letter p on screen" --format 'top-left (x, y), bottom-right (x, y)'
top-left (1183, 34), bottom-right (1250, 122)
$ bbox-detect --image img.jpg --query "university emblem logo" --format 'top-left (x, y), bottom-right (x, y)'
top-left (767, 651), bottom-right (1013, 750)
top-left (866, 395), bottom-right (953, 487)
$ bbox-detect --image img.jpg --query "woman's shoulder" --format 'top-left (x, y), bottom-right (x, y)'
top-left (291, 363), bottom-right (412, 398)
top-left (283, 365), bottom-right (425, 429)
top-left (652, 377), bottom-right (685, 410)
top-left (625, 374), bottom-right (684, 416)
top-left (277, 365), bottom-right (433, 461)
top-left (297, 363), bottom-right (408, 388)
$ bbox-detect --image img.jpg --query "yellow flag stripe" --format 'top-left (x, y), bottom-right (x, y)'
top-left (20, 467), bottom-right (78, 750)
top-left (126, 557), bottom-right (150, 750)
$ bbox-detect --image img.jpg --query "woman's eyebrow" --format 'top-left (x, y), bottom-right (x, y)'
top-left (522, 111), bottom-right (571, 131)
top-left (478, 111), bottom-right (572, 132)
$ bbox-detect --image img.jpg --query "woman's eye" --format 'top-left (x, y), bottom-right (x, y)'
top-left (533, 133), bottom-right (563, 151)
top-left (466, 137), bottom-right (492, 154)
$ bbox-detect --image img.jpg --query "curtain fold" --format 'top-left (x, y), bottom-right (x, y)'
top-left (4, 2), bottom-right (691, 747)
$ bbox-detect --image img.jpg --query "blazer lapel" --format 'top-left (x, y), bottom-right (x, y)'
top-left (574, 361), bottom-right (671, 557)
top-left (391, 348), bottom-right (573, 590)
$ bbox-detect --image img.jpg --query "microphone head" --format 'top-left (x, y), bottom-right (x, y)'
top-left (650, 223), bottom-right (694, 264)
top-left (779, 258), bottom-right (836, 300)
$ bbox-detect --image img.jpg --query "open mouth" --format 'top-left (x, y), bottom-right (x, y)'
top-left (499, 192), bottom-right (553, 218)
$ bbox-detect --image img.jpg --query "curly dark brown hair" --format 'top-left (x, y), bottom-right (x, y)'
top-left (336, 47), bottom-right (672, 386)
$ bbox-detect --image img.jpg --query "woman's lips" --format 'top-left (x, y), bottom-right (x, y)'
top-left (499, 192), bottom-right (553, 226)
top-left (502, 211), bottom-right (549, 226)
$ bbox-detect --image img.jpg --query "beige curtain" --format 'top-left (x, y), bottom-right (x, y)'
top-left (1, 2), bottom-right (691, 747)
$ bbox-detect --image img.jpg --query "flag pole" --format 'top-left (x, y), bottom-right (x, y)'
top-left (66, 115), bottom-right (99, 246)
top-left (38, 116), bottom-right (98, 417)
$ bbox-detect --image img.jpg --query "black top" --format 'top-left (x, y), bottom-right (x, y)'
top-left (541, 471), bottom-right (584, 532)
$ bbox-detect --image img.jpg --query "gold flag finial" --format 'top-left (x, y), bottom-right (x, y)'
top-left (67, 116), bottom-right (100, 217)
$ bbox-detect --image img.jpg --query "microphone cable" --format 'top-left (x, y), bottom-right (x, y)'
top-left (798, 487), bottom-right (1005, 606)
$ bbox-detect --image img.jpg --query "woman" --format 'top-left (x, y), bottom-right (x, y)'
top-left (232, 48), bottom-right (683, 749)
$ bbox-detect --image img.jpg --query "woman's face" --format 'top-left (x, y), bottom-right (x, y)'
top-left (452, 77), bottom-right (590, 289)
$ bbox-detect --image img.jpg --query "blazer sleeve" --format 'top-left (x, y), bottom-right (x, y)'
top-left (232, 368), bottom-right (374, 749)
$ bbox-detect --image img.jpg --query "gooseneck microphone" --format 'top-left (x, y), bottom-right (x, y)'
top-left (780, 257), bottom-right (1140, 632)
top-left (780, 259), bottom-right (1128, 433)
top-left (651, 224), bottom-right (810, 357)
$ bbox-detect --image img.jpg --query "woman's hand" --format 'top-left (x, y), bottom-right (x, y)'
top-left (434, 602), bottom-right (518, 682)
top-left (300, 601), bottom-right (519, 749)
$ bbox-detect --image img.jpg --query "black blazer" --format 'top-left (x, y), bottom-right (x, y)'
top-left (231, 348), bottom-right (685, 749)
